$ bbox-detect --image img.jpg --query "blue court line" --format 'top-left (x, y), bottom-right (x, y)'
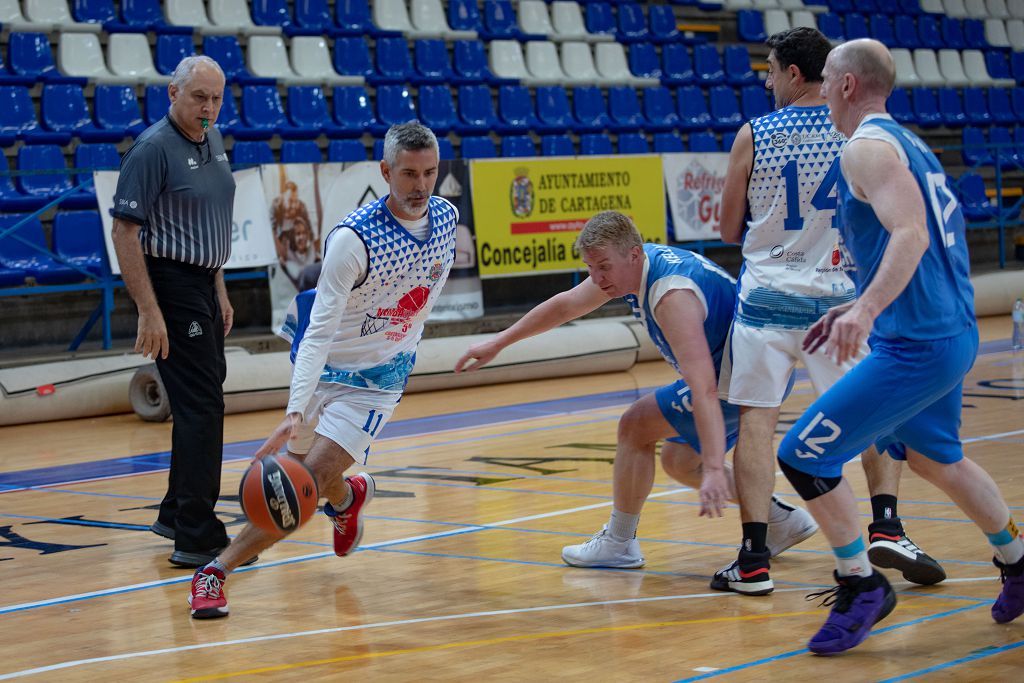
top-left (671, 601), bottom-right (989, 682)
top-left (877, 639), bottom-right (1024, 682)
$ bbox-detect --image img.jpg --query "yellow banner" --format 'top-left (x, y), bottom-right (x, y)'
top-left (469, 156), bottom-right (666, 277)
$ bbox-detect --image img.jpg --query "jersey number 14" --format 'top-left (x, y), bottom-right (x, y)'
top-left (781, 159), bottom-right (840, 231)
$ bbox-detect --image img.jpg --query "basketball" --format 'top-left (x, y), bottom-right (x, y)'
top-left (239, 454), bottom-right (318, 537)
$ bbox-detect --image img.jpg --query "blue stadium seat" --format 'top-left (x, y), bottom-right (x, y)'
top-left (911, 88), bottom-right (941, 128)
top-left (988, 126), bottom-right (1019, 170)
top-left (662, 44), bottom-right (694, 86)
top-left (648, 5), bottom-right (680, 43)
top-left (938, 17), bottom-right (966, 51)
top-left (94, 85), bottom-right (146, 138)
top-left (988, 88), bottom-right (1016, 126)
top-left (937, 87), bottom-right (967, 127)
top-left (617, 3), bottom-right (650, 43)
top-left (239, 85), bottom-right (289, 139)
top-left (963, 88), bottom-right (992, 126)
top-left (986, 51), bottom-right (1014, 85)
top-left (0, 261), bottom-right (26, 287)
top-left (535, 86), bottom-right (576, 134)
top-left (448, 0), bottom-right (483, 33)
top-left (52, 210), bottom-right (109, 277)
top-left (461, 136), bottom-right (497, 159)
top-left (736, 10), bottom-right (767, 44)
top-left (215, 89), bottom-right (244, 136)
top-left (963, 19), bottom-right (987, 50)
top-left (456, 84), bottom-right (498, 135)
top-left (724, 45), bottom-right (756, 86)
top-left (642, 87), bottom-right (680, 132)
top-left (73, 142), bottom-right (120, 187)
top-left (818, 13), bottom-right (844, 43)
top-left (693, 44), bottom-right (724, 86)
top-left (617, 132), bottom-right (650, 154)
top-left (608, 86), bottom-right (646, 132)
top-left (373, 138), bottom-right (384, 160)
top-left (232, 140), bottom-right (275, 165)
top-left (541, 134), bottom-right (575, 156)
top-left (887, 87), bottom-right (914, 125)
top-left (482, 1), bottom-right (521, 40)
top-left (327, 138), bottom-right (368, 162)
top-left (1013, 52), bottom-right (1024, 85)
top-left (1014, 125), bottom-right (1024, 169)
top-left (722, 130), bottom-right (738, 151)
top-left (287, 86), bottom-right (341, 138)
top-left (651, 131), bottom-right (684, 152)
top-left (580, 133), bottom-right (614, 155)
top-left (8, 33), bottom-right (60, 82)
top-left (453, 40), bottom-right (502, 85)
top-left (496, 85), bottom-right (540, 134)
top-left (73, 0), bottom-right (118, 26)
top-left (119, 0), bottom-right (191, 33)
top-left (375, 37), bottom-right (414, 84)
top-left (334, 86), bottom-right (385, 137)
top-left (501, 135), bottom-right (536, 157)
top-left (203, 36), bottom-right (262, 84)
top-left (438, 137), bottom-right (454, 160)
top-left (418, 84), bottom-right (458, 135)
top-left (0, 86), bottom-right (67, 145)
top-left (143, 85), bottom-right (169, 126)
top-left (155, 34), bottom-right (194, 76)
top-left (828, 0), bottom-right (853, 12)
top-left (629, 43), bottom-right (662, 81)
top-left (333, 36), bottom-right (377, 81)
top-left (709, 86), bottom-right (743, 131)
top-left (585, 3), bottom-right (615, 37)
top-left (740, 85), bottom-right (772, 121)
top-left (414, 40), bottom-right (454, 84)
top-left (0, 154), bottom-right (47, 213)
top-left (893, 15), bottom-right (920, 50)
top-left (281, 140), bottom-right (323, 163)
top-left (375, 85), bottom-right (417, 128)
top-left (854, 0), bottom-right (879, 13)
top-left (844, 14), bottom-right (870, 41)
top-left (295, 0), bottom-right (332, 34)
top-left (961, 126), bottom-right (993, 167)
top-left (251, 0), bottom-right (292, 31)
top-left (688, 131), bottom-right (720, 152)
top-left (1011, 87), bottom-right (1024, 121)
top-left (869, 15), bottom-right (896, 47)
top-left (955, 172), bottom-right (1017, 222)
top-left (899, 0), bottom-right (923, 13)
top-left (572, 86), bottom-right (611, 133)
top-left (0, 215), bottom-right (83, 284)
top-left (677, 85), bottom-right (712, 131)
top-left (336, 0), bottom-right (396, 37)
top-left (41, 84), bottom-right (109, 143)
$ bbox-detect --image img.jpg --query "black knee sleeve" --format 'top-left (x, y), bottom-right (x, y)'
top-left (778, 457), bottom-right (842, 501)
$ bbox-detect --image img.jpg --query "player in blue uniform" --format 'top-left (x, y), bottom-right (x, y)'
top-left (456, 211), bottom-right (813, 569)
top-left (777, 39), bottom-right (1024, 655)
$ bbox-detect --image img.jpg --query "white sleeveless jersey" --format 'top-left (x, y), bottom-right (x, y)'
top-left (739, 104), bottom-right (856, 330)
top-left (281, 195), bottom-right (458, 392)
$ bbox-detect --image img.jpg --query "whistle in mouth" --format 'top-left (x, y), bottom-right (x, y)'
top-left (201, 118), bottom-right (209, 130)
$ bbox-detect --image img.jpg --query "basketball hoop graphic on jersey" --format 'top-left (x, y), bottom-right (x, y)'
top-left (361, 286), bottom-right (431, 338)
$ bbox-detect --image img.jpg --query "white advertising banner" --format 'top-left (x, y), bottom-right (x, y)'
top-left (662, 152), bottom-right (731, 242)
top-left (94, 168), bottom-right (276, 274)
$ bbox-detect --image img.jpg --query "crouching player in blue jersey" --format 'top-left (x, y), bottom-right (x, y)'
top-left (455, 211), bottom-right (817, 570)
top-left (777, 39), bottom-right (1024, 655)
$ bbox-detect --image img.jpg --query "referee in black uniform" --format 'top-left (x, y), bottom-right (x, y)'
top-left (111, 55), bottom-right (241, 567)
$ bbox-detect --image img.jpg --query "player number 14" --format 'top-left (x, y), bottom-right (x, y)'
top-left (782, 160), bottom-right (841, 231)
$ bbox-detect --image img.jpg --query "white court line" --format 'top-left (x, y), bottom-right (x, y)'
top-left (963, 428), bottom-right (1024, 444)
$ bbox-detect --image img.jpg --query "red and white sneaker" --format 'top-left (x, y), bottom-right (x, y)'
top-left (188, 566), bottom-right (228, 619)
top-left (324, 472), bottom-right (375, 557)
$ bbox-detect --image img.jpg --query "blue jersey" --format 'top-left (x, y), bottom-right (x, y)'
top-left (623, 244), bottom-right (736, 375)
top-left (837, 115), bottom-right (975, 341)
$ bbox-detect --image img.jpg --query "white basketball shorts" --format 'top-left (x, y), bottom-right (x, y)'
top-left (720, 322), bottom-right (870, 407)
top-left (288, 384), bottom-right (401, 464)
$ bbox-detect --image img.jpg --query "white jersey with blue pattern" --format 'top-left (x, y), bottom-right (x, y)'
top-left (281, 195), bottom-right (458, 392)
top-left (623, 244), bottom-right (736, 375)
top-left (740, 104), bottom-right (856, 329)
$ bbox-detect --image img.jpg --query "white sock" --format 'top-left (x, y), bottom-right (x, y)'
top-left (769, 496), bottom-right (796, 523)
top-left (332, 483), bottom-right (354, 512)
top-left (608, 509), bottom-right (640, 541)
top-left (836, 551), bottom-right (873, 578)
top-left (994, 536), bottom-right (1024, 565)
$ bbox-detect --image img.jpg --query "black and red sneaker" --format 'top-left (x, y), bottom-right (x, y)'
top-left (188, 566), bottom-right (228, 619)
top-left (323, 472), bottom-right (376, 557)
top-left (710, 549), bottom-right (773, 596)
top-left (868, 518), bottom-right (945, 586)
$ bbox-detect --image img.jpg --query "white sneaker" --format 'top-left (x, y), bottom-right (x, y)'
top-left (561, 526), bottom-right (645, 568)
top-left (766, 500), bottom-right (818, 558)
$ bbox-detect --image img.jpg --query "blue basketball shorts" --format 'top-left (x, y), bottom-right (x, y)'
top-left (657, 371), bottom-right (794, 454)
top-left (777, 324), bottom-right (979, 478)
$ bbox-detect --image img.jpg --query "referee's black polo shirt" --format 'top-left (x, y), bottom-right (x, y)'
top-left (112, 115), bottom-right (236, 270)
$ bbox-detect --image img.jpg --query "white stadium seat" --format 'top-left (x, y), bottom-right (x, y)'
top-left (891, 49), bottom-right (922, 88)
top-left (247, 35), bottom-right (301, 82)
top-left (1010, 0), bottom-right (1024, 18)
top-left (987, 0), bottom-right (1012, 19)
top-left (764, 9), bottom-right (792, 36)
top-left (552, 1), bottom-right (611, 42)
top-left (519, 0), bottom-right (556, 37)
top-left (964, 0), bottom-right (991, 16)
top-left (24, 0), bottom-right (101, 32)
top-left (560, 41), bottom-right (604, 85)
top-left (943, 0), bottom-right (970, 18)
top-left (525, 41), bottom-right (568, 84)
top-left (985, 18), bottom-right (1012, 48)
top-left (963, 48), bottom-right (1015, 86)
top-left (209, 0), bottom-right (280, 35)
top-left (595, 42), bottom-right (659, 87)
top-left (1007, 19), bottom-right (1024, 50)
top-left (412, 0), bottom-right (477, 40)
top-left (936, 49), bottom-right (970, 87)
top-left (107, 33), bottom-right (171, 84)
top-left (290, 37), bottom-right (363, 85)
top-left (489, 40), bottom-right (532, 81)
top-left (58, 32), bottom-right (123, 82)
top-left (790, 10), bottom-right (818, 30)
top-left (373, 0), bottom-right (416, 35)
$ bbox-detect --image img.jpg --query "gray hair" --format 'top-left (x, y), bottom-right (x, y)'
top-left (170, 55), bottom-right (225, 90)
top-left (576, 211), bottom-right (643, 254)
top-left (383, 121), bottom-right (439, 167)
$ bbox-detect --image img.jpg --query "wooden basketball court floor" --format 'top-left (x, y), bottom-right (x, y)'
top-left (0, 317), bottom-right (1021, 682)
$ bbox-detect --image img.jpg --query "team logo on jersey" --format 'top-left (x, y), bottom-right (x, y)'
top-left (789, 132), bottom-right (802, 146)
top-left (187, 157), bottom-right (199, 170)
top-left (770, 132), bottom-right (788, 148)
top-left (429, 261), bottom-right (443, 281)
top-left (361, 286), bottom-right (431, 341)
top-left (831, 246), bottom-right (841, 266)
top-left (770, 245), bottom-right (784, 258)
top-left (510, 173), bottom-right (534, 218)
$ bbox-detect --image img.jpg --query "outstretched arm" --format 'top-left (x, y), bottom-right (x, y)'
top-left (454, 277), bottom-right (611, 372)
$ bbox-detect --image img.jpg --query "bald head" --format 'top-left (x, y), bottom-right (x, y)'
top-left (829, 39), bottom-right (896, 97)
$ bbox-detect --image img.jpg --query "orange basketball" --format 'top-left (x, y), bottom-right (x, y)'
top-left (239, 454), bottom-right (318, 537)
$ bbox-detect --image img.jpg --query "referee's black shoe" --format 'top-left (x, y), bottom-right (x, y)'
top-left (169, 549), bottom-right (258, 568)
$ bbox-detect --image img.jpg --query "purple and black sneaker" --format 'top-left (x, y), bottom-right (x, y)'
top-left (805, 570), bottom-right (897, 655)
top-left (992, 555), bottom-right (1024, 624)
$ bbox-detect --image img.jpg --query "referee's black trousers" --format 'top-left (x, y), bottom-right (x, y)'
top-left (149, 257), bottom-right (229, 553)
